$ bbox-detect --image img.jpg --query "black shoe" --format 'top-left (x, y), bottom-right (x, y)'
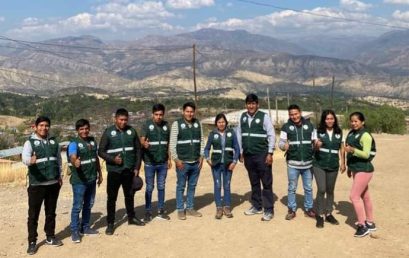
top-left (365, 221), bottom-right (377, 231)
top-left (325, 214), bottom-right (340, 225)
top-left (105, 223), bottom-right (115, 235)
top-left (27, 242), bottom-right (37, 255)
top-left (354, 224), bottom-right (370, 238)
top-left (45, 236), bottom-right (63, 247)
top-left (144, 211), bottom-right (153, 223)
top-left (156, 209), bottom-right (171, 220)
top-left (316, 215), bottom-right (324, 228)
top-left (128, 217), bottom-right (145, 226)
top-left (304, 209), bottom-right (316, 218)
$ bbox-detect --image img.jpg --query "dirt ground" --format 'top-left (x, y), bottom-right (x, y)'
top-left (0, 115), bottom-right (25, 129)
top-left (0, 133), bottom-right (408, 257)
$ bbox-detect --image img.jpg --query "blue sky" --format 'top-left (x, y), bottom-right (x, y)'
top-left (0, 0), bottom-right (409, 41)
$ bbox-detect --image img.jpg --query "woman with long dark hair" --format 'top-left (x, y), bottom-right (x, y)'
top-left (313, 110), bottom-right (346, 228)
top-left (345, 112), bottom-right (377, 237)
top-left (204, 113), bottom-right (240, 219)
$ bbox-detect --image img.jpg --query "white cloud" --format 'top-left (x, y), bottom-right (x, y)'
top-left (8, 1), bottom-right (177, 39)
top-left (392, 10), bottom-right (409, 20)
top-left (195, 7), bottom-right (389, 37)
top-left (340, 0), bottom-right (372, 11)
top-left (166, 0), bottom-right (214, 9)
top-left (384, 0), bottom-right (409, 5)
top-left (0, 17), bottom-right (5, 22)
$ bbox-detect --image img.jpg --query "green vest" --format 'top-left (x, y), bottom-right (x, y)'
top-left (142, 119), bottom-right (170, 165)
top-left (240, 111), bottom-right (268, 155)
top-left (68, 137), bottom-right (98, 184)
top-left (28, 136), bottom-right (60, 185)
top-left (346, 128), bottom-right (376, 172)
top-left (314, 130), bottom-right (343, 171)
top-left (176, 118), bottom-right (201, 161)
top-left (209, 128), bottom-right (235, 165)
top-left (281, 118), bottom-right (314, 168)
top-left (104, 125), bottom-right (138, 172)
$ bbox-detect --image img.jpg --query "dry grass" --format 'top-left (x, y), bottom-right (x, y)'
top-left (0, 163), bottom-right (27, 185)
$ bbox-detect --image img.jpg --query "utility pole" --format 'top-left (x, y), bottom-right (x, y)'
top-left (267, 87), bottom-right (272, 125)
top-left (275, 94), bottom-right (279, 127)
top-left (330, 75), bottom-right (335, 110)
top-left (192, 44), bottom-right (198, 107)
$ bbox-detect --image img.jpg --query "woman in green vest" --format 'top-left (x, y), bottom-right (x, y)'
top-left (313, 110), bottom-right (345, 228)
top-left (204, 113), bottom-right (240, 219)
top-left (345, 112), bottom-right (377, 238)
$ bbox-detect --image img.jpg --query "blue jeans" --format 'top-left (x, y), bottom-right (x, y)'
top-left (144, 163), bottom-right (168, 211)
top-left (70, 181), bottom-right (96, 233)
top-left (212, 163), bottom-right (233, 207)
top-left (176, 162), bottom-right (200, 211)
top-left (287, 167), bottom-right (313, 212)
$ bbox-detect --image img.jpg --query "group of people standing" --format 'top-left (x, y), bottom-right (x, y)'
top-left (21, 93), bottom-right (377, 255)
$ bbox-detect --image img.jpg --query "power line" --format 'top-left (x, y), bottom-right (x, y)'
top-left (236, 0), bottom-right (409, 30)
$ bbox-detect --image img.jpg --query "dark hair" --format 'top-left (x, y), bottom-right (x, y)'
top-left (214, 113), bottom-right (228, 126)
top-left (183, 102), bottom-right (196, 111)
top-left (245, 93), bottom-right (258, 104)
top-left (288, 104), bottom-right (301, 112)
top-left (75, 119), bottom-right (90, 130)
top-left (115, 108), bottom-right (129, 117)
top-left (35, 116), bottom-right (51, 126)
top-left (349, 111), bottom-right (365, 122)
top-left (152, 103), bottom-right (165, 113)
top-left (318, 110), bottom-right (341, 134)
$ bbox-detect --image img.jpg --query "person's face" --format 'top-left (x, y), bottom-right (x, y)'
top-left (183, 106), bottom-right (195, 122)
top-left (216, 118), bottom-right (227, 131)
top-left (325, 114), bottom-right (335, 129)
top-left (350, 115), bottom-right (364, 131)
top-left (115, 115), bottom-right (128, 130)
top-left (246, 101), bottom-right (259, 115)
top-left (77, 125), bottom-right (90, 139)
top-left (152, 110), bottom-right (164, 124)
top-left (35, 121), bottom-right (50, 138)
top-left (289, 109), bottom-right (302, 124)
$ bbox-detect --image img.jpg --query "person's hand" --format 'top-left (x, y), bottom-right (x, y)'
top-left (143, 139), bottom-right (150, 149)
top-left (198, 158), bottom-right (204, 170)
top-left (175, 160), bottom-right (184, 170)
top-left (314, 139), bottom-right (323, 150)
top-left (114, 154), bottom-right (122, 165)
top-left (97, 174), bottom-right (103, 186)
top-left (133, 169), bottom-right (139, 177)
top-left (265, 153), bottom-right (273, 165)
top-left (167, 160), bottom-right (172, 169)
top-left (239, 154), bottom-right (244, 163)
top-left (206, 160), bottom-right (212, 167)
top-left (228, 162), bottom-right (236, 171)
top-left (58, 177), bottom-right (63, 186)
top-left (74, 157), bottom-right (81, 168)
top-left (347, 170), bottom-right (352, 178)
top-left (344, 144), bottom-right (354, 154)
top-left (284, 142), bottom-right (290, 151)
top-left (30, 152), bottom-right (37, 165)
top-left (340, 164), bottom-right (346, 174)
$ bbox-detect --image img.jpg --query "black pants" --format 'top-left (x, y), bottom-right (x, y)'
top-left (27, 183), bottom-right (61, 243)
top-left (106, 170), bottom-right (135, 224)
top-left (244, 154), bottom-right (274, 212)
top-left (313, 166), bottom-right (338, 215)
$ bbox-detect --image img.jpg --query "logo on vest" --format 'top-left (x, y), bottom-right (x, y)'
top-left (355, 134), bottom-right (360, 139)
top-left (289, 125), bottom-right (295, 131)
top-left (319, 133), bottom-right (326, 138)
top-left (255, 118), bottom-right (261, 124)
top-left (303, 125), bottom-right (309, 130)
top-left (194, 123), bottom-right (199, 128)
top-left (149, 125), bottom-right (154, 131)
top-left (335, 134), bottom-right (341, 139)
top-left (214, 134), bottom-right (219, 140)
top-left (49, 140), bottom-right (55, 145)
top-left (181, 123), bottom-right (186, 129)
top-left (243, 117), bottom-right (247, 122)
top-left (90, 141), bottom-right (95, 146)
top-left (34, 140), bottom-right (40, 146)
top-left (227, 132), bottom-right (232, 137)
top-left (111, 130), bottom-right (117, 136)
top-left (163, 126), bottom-right (168, 131)
top-left (78, 143), bottom-right (84, 148)
top-left (127, 130), bottom-right (132, 135)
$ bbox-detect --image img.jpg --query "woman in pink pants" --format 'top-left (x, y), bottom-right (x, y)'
top-left (344, 112), bottom-right (377, 238)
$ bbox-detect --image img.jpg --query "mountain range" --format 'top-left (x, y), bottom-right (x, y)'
top-left (0, 28), bottom-right (408, 98)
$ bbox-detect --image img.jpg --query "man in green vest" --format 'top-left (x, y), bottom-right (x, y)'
top-left (169, 102), bottom-right (205, 220)
top-left (98, 108), bottom-right (145, 235)
top-left (140, 103), bottom-right (171, 222)
top-left (236, 94), bottom-right (276, 222)
top-left (22, 116), bottom-right (63, 255)
top-left (67, 119), bottom-right (103, 243)
top-left (279, 104), bottom-right (317, 220)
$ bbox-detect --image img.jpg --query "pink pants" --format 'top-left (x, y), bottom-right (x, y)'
top-left (349, 172), bottom-right (374, 225)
